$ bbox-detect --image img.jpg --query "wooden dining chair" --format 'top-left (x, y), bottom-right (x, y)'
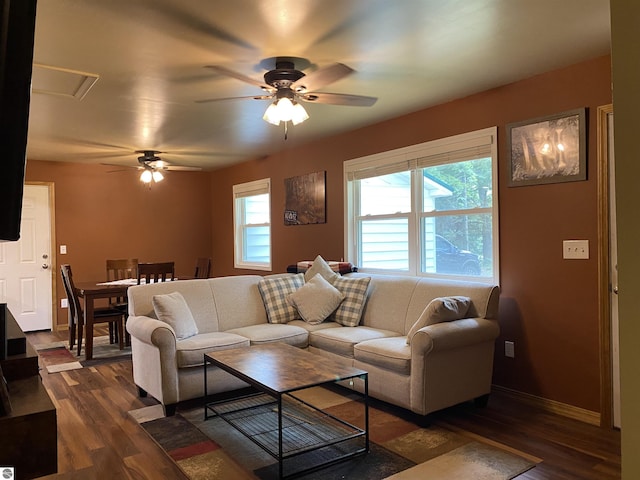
top-left (60, 264), bottom-right (125, 356)
top-left (194, 257), bottom-right (211, 279)
top-left (106, 258), bottom-right (138, 345)
top-left (137, 262), bottom-right (175, 284)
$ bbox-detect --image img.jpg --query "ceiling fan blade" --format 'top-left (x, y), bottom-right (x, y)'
top-left (163, 165), bottom-right (202, 172)
top-left (204, 65), bottom-right (271, 90)
top-left (195, 94), bottom-right (273, 104)
top-left (292, 63), bottom-right (354, 93)
top-left (300, 92), bottom-right (377, 107)
top-left (101, 162), bottom-right (140, 169)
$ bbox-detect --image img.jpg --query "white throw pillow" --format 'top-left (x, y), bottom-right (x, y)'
top-left (304, 255), bottom-right (340, 283)
top-left (287, 274), bottom-right (345, 325)
top-left (152, 291), bottom-right (199, 340)
top-left (406, 296), bottom-right (471, 345)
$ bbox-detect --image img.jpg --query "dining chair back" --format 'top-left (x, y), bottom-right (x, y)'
top-left (194, 257), bottom-right (211, 279)
top-left (106, 258), bottom-right (138, 345)
top-left (138, 261), bottom-right (175, 284)
top-left (106, 258), bottom-right (138, 281)
top-left (60, 264), bottom-right (125, 356)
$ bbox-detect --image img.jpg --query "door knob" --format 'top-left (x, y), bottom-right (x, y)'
top-left (42, 264), bottom-right (49, 269)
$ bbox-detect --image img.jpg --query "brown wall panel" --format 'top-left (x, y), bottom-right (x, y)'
top-left (210, 55), bottom-right (612, 412)
top-left (25, 160), bottom-right (212, 329)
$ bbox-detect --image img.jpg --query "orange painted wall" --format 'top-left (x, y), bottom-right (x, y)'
top-left (25, 160), bottom-right (212, 329)
top-left (210, 55), bottom-right (612, 412)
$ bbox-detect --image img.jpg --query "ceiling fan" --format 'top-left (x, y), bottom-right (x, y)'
top-left (124, 150), bottom-right (202, 184)
top-left (197, 57), bottom-right (377, 138)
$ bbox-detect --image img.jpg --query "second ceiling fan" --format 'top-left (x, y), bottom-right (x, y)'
top-left (197, 57), bottom-right (377, 138)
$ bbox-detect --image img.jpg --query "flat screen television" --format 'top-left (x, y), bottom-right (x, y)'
top-left (0, 0), bottom-right (38, 241)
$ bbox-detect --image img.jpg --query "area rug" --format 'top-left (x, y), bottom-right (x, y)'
top-left (35, 335), bottom-right (132, 373)
top-left (130, 387), bottom-right (539, 480)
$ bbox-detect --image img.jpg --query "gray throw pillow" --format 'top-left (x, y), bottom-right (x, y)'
top-left (288, 274), bottom-right (345, 325)
top-left (152, 291), bottom-right (199, 340)
top-left (406, 296), bottom-right (471, 345)
top-left (304, 255), bottom-right (340, 283)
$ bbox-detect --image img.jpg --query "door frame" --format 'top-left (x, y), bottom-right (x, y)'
top-left (597, 103), bottom-right (615, 428)
top-left (25, 181), bottom-right (58, 331)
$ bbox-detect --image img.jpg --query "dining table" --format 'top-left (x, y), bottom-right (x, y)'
top-left (74, 279), bottom-right (137, 361)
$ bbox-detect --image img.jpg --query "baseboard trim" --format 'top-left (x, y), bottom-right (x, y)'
top-left (492, 385), bottom-right (601, 426)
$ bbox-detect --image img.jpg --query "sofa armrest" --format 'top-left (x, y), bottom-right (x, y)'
top-left (127, 315), bottom-right (177, 347)
top-left (126, 315), bottom-right (180, 407)
top-left (411, 317), bottom-right (499, 354)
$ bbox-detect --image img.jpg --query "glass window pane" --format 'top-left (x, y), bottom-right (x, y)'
top-left (422, 158), bottom-right (492, 212)
top-left (243, 226), bottom-right (270, 263)
top-left (360, 171), bottom-right (411, 215)
top-left (244, 194), bottom-right (270, 224)
top-left (360, 218), bottom-right (409, 270)
top-left (422, 213), bottom-right (492, 276)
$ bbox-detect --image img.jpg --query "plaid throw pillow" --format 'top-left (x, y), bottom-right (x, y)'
top-left (258, 274), bottom-right (304, 323)
top-left (330, 276), bottom-right (371, 327)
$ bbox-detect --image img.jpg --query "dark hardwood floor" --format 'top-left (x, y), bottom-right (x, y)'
top-left (26, 328), bottom-right (620, 479)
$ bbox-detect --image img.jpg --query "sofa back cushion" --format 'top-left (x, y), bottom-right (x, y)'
top-left (344, 273), bottom-right (499, 335)
top-left (404, 277), bottom-right (500, 334)
top-left (342, 273), bottom-right (412, 331)
top-left (128, 279), bottom-right (220, 333)
top-left (211, 275), bottom-right (269, 331)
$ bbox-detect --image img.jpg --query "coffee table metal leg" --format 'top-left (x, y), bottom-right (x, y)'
top-left (278, 395), bottom-right (283, 479)
top-left (364, 373), bottom-right (369, 452)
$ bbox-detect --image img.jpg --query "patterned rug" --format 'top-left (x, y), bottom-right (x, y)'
top-left (130, 386), bottom-right (539, 480)
top-left (35, 335), bottom-right (132, 373)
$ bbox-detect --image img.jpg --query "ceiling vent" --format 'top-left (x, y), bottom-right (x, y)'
top-left (31, 63), bottom-right (99, 100)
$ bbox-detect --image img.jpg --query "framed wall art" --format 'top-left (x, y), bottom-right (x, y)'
top-left (507, 108), bottom-right (586, 187)
top-left (284, 171), bottom-right (326, 225)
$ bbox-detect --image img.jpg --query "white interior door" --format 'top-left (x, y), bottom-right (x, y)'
top-left (0, 184), bottom-right (53, 331)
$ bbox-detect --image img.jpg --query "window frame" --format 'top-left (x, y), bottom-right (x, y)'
top-left (233, 178), bottom-right (272, 271)
top-left (344, 127), bottom-right (499, 284)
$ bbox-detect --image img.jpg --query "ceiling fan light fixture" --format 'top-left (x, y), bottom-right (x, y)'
top-left (262, 97), bottom-right (309, 127)
top-left (152, 170), bottom-right (164, 182)
top-left (140, 169), bottom-right (153, 183)
top-left (262, 102), bottom-right (281, 125)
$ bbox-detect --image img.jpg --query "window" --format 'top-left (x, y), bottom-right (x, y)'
top-left (344, 127), bottom-right (498, 283)
top-left (233, 178), bottom-right (271, 271)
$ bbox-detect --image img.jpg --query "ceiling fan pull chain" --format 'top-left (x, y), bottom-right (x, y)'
top-left (284, 121), bottom-right (288, 140)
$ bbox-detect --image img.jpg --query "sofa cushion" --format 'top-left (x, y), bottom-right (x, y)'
top-left (226, 324), bottom-right (309, 348)
top-left (152, 291), bottom-right (199, 340)
top-left (309, 326), bottom-right (400, 358)
top-left (304, 255), bottom-right (340, 283)
top-left (354, 337), bottom-right (411, 375)
top-left (176, 332), bottom-right (250, 368)
top-left (258, 274), bottom-right (305, 323)
top-left (406, 296), bottom-right (471, 345)
top-left (287, 274), bottom-right (344, 325)
top-left (329, 276), bottom-right (371, 327)
top-left (288, 319), bottom-right (343, 332)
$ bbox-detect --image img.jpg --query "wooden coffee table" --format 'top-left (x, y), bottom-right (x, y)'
top-left (203, 343), bottom-right (369, 479)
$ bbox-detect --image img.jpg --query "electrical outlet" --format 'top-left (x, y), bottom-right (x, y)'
top-left (505, 341), bottom-right (515, 358)
top-left (61, 298), bottom-right (68, 308)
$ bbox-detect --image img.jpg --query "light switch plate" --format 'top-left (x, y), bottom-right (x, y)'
top-left (563, 240), bottom-right (589, 259)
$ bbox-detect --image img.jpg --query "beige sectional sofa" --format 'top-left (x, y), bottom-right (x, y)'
top-left (126, 269), bottom-right (500, 417)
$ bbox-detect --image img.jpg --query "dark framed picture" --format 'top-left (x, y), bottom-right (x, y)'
top-left (284, 171), bottom-right (326, 225)
top-left (507, 108), bottom-right (586, 187)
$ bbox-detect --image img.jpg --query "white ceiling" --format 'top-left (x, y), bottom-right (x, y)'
top-left (27, 0), bottom-right (611, 171)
